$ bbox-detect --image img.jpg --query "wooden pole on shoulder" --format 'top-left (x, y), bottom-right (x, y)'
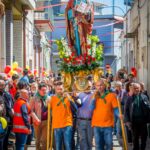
top-left (117, 97), bottom-right (128, 150)
top-left (47, 103), bottom-right (51, 150)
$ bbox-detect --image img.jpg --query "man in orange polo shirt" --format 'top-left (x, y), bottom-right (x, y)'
top-left (91, 79), bottom-right (119, 150)
top-left (49, 80), bottom-right (75, 150)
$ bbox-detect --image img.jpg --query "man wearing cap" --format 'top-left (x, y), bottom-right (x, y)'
top-left (48, 80), bottom-right (75, 150)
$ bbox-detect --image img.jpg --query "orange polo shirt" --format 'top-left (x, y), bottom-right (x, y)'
top-left (92, 93), bottom-right (118, 127)
top-left (50, 95), bottom-right (73, 129)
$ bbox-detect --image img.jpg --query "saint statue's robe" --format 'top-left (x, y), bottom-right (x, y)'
top-left (65, 0), bottom-right (94, 56)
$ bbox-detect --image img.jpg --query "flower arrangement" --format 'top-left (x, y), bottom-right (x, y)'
top-left (55, 35), bottom-right (104, 73)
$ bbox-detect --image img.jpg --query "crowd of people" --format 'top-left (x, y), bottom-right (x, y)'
top-left (0, 69), bottom-right (150, 150)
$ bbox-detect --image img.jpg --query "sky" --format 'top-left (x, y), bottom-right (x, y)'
top-left (92, 0), bottom-right (127, 16)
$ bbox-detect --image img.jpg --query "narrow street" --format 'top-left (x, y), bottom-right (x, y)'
top-left (24, 137), bottom-right (150, 150)
top-left (26, 136), bottom-right (124, 150)
top-left (1, 0), bottom-right (150, 150)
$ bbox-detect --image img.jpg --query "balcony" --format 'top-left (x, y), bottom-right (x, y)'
top-left (34, 12), bottom-right (54, 32)
top-left (34, 0), bottom-right (54, 32)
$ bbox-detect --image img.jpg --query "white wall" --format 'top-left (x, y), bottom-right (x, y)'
top-left (0, 16), bottom-right (6, 72)
top-left (26, 10), bottom-right (34, 70)
top-left (13, 20), bottom-right (23, 67)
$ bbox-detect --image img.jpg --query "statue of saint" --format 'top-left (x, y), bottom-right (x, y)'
top-left (65, 0), bottom-right (94, 56)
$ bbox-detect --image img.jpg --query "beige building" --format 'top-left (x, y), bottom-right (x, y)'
top-left (0, 0), bottom-right (36, 72)
top-left (0, 0), bottom-right (5, 72)
top-left (34, 0), bottom-right (54, 76)
top-left (0, 0), bottom-right (54, 76)
top-left (121, 0), bottom-right (150, 91)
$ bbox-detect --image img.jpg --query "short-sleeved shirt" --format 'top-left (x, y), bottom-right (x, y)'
top-left (92, 93), bottom-right (118, 127)
top-left (50, 95), bottom-right (73, 129)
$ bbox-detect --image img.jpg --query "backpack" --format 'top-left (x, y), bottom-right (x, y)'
top-left (0, 94), bottom-right (6, 118)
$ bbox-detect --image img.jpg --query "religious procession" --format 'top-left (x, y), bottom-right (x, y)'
top-left (1, 0), bottom-right (150, 150)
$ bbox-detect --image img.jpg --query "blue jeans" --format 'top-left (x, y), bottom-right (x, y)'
top-left (15, 133), bottom-right (28, 150)
top-left (94, 127), bottom-right (113, 150)
top-left (114, 115), bottom-right (118, 135)
top-left (116, 119), bottom-right (122, 138)
top-left (54, 126), bottom-right (72, 150)
top-left (77, 119), bottom-right (93, 150)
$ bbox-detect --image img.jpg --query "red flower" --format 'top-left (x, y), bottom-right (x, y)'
top-left (71, 52), bottom-right (75, 57)
top-left (87, 61), bottom-right (91, 65)
top-left (86, 45), bottom-right (91, 49)
top-left (72, 61), bottom-right (77, 65)
top-left (74, 57), bottom-right (78, 61)
top-left (64, 58), bottom-right (67, 62)
top-left (79, 56), bottom-right (83, 61)
top-left (88, 55), bottom-right (92, 60)
top-left (92, 57), bottom-right (96, 61)
top-left (131, 67), bottom-right (137, 77)
top-left (69, 56), bottom-right (73, 60)
top-left (83, 53), bottom-right (87, 57)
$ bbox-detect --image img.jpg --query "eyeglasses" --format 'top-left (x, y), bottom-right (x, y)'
top-left (54, 82), bottom-right (63, 86)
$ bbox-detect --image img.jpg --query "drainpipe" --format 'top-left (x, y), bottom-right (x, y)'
top-left (23, 11), bottom-right (27, 69)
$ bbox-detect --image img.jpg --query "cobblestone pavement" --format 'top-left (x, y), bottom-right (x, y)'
top-left (23, 136), bottom-right (124, 150)
top-left (9, 136), bottom-right (150, 150)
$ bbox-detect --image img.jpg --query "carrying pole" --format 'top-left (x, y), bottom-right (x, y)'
top-left (117, 97), bottom-right (128, 150)
top-left (47, 103), bottom-right (51, 150)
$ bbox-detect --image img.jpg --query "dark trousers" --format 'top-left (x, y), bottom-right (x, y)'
top-left (132, 122), bottom-right (147, 150)
top-left (3, 126), bottom-right (12, 150)
top-left (125, 125), bottom-right (132, 143)
top-left (0, 136), bottom-right (5, 150)
top-left (77, 120), bottom-right (93, 150)
top-left (26, 126), bottom-right (34, 145)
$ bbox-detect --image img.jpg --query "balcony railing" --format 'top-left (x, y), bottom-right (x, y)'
top-left (35, 0), bottom-right (54, 25)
